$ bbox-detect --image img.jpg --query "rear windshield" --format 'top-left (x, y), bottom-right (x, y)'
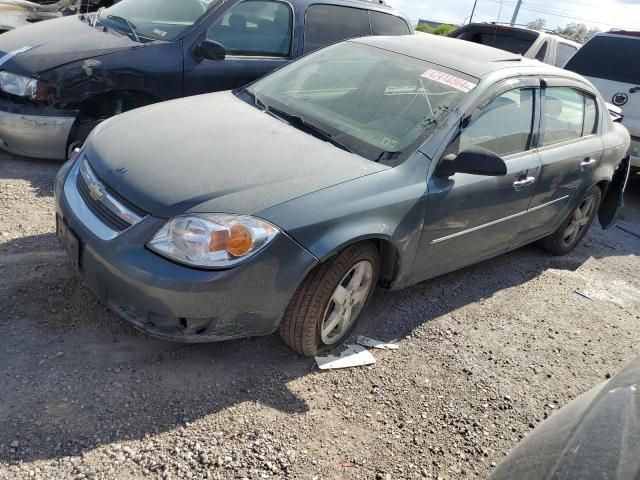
top-left (466, 31), bottom-right (538, 54)
top-left (565, 35), bottom-right (640, 85)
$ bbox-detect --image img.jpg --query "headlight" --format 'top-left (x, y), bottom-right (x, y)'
top-left (0, 71), bottom-right (37, 97)
top-left (148, 214), bottom-right (279, 268)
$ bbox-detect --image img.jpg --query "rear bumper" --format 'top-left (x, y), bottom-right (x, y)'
top-left (0, 98), bottom-right (76, 160)
top-left (54, 159), bottom-right (319, 343)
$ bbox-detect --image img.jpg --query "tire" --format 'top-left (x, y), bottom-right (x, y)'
top-left (539, 186), bottom-right (602, 256)
top-left (279, 242), bottom-right (380, 357)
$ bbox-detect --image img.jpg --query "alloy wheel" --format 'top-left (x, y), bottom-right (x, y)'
top-left (320, 260), bottom-right (374, 345)
top-left (563, 196), bottom-right (596, 247)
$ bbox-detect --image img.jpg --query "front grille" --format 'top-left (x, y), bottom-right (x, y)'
top-left (76, 174), bottom-right (131, 231)
top-left (75, 157), bottom-right (146, 233)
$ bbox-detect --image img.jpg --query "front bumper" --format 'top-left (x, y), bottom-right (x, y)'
top-left (54, 159), bottom-right (318, 342)
top-left (0, 97), bottom-right (76, 160)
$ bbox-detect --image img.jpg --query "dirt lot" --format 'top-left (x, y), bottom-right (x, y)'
top-left (1, 151), bottom-right (639, 480)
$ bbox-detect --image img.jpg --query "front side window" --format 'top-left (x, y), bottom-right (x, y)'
top-left (303, 5), bottom-right (370, 53)
top-left (370, 11), bottom-right (411, 36)
top-left (542, 87), bottom-right (597, 147)
top-left (245, 42), bottom-right (477, 163)
top-left (207, 0), bottom-right (292, 57)
top-left (99, 0), bottom-right (221, 41)
top-left (458, 88), bottom-right (535, 157)
top-left (554, 43), bottom-right (577, 67)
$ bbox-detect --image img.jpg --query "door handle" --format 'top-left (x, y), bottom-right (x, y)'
top-left (580, 158), bottom-right (597, 171)
top-left (513, 176), bottom-right (536, 191)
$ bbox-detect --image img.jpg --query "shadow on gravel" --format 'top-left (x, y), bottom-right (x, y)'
top-left (0, 151), bottom-right (61, 198)
top-left (0, 179), bottom-right (638, 465)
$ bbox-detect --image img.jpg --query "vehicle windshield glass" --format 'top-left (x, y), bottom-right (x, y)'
top-left (464, 30), bottom-right (538, 54)
top-left (245, 42), bottom-right (477, 164)
top-left (99, 0), bottom-right (221, 41)
top-left (565, 35), bottom-right (640, 85)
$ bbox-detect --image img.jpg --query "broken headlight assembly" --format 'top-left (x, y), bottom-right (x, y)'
top-left (0, 71), bottom-right (38, 98)
top-left (148, 214), bottom-right (279, 268)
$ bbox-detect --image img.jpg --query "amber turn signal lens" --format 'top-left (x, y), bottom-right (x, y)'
top-left (227, 224), bottom-right (254, 256)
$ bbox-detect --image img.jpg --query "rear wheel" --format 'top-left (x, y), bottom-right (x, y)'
top-left (279, 242), bottom-right (379, 357)
top-left (539, 186), bottom-right (601, 255)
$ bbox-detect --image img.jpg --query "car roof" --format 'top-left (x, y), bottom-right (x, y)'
top-left (353, 34), bottom-right (586, 80)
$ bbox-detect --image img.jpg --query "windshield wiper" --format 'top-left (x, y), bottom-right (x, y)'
top-left (106, 14), bottom-right (140, 42)
top-left (266, 106), bottom-right (353, 153)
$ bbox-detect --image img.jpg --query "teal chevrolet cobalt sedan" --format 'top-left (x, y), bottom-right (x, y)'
top-left (54, 34), bottom-right (631, 357)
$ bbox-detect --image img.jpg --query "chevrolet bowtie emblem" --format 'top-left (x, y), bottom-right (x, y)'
top-left (88, 181), bottom-right (106, 202)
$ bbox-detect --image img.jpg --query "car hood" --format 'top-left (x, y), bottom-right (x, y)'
top-left (490, 355), bottom-right (640, 480)
top-left (0, 14), bottom-right (141, 76)
top-left (84, 92), bottom-right (388, 218)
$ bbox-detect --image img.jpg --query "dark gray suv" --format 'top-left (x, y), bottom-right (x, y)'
top-left (55, 35), bottom-right (631, 356)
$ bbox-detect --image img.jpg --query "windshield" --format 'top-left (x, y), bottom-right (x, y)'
top-left (99, 0), bottom-right (221, 41)
top-left (245, 42), bottom-right (476, 163)
top-left (565, 35), bottom-right (640, 85)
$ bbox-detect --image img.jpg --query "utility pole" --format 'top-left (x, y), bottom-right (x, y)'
top-left (469, 0), bottom-right (478, 23)
top-left (510, 0), bottom-right (523, 25)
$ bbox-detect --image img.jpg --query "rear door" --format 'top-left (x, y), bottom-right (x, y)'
top-left (514, 80), bottom-right (603, 246)
top-left (183, 0), bottom-right (294, 95)
top-left (412, 80), bottom-right (541, 282)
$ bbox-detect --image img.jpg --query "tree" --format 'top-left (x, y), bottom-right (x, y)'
top-left (527, 18), bottom-right (547, 31)
top-left (416, 24), bottom-right (434, 34)
top-left (415, 24), bottom-right (456, 36)
top-left (554, 23), bottom-right (600, 43)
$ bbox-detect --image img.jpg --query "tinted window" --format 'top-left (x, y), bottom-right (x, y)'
top-left (459, 89), bottom-right (535, 157)
top-left (370, 11), bottom-right (410, 35)
top-left (470, 32), bottom-right (536, 54)
top-left (565, 35), bottom-right (640, 84)
top-left (304, 5), bottom-right (370, 53)
top-left (542, 87), bottom-right (597, 146)
top-left (535, 41), bottom-right (548, 61)
top-left (554, 43), bottom-right (577, 67)
top-left (207, 0), bottom-right (292, 56)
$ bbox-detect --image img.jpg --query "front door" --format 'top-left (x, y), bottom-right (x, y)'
top-left (183, 0), bottom-right (294, 96)
top-left (411, 85), bottom-right (541, 283)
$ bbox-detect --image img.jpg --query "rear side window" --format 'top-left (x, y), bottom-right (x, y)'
top-left (207, 0), bottom-right (293, 56)
top-left (554, 43), bottom-right (577, 67)
top-left (469, 32), bottom-right (537, 54)
top-left (565, 35), bottom-right (640, 84)
top-left (542, 87), bottom-right (597, 146)
top-left (535, 41), bottom-right (548, 61)
top-left (370, 11), bottom-right (410, 35)
top-left (304, 5), bottom-right (370, 53)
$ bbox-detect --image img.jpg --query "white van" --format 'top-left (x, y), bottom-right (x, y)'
top-left (565, 31), bottom-right (640, 172)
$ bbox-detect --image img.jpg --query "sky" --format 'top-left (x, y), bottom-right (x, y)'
top-left (391, 0), bottom-right (640, 31)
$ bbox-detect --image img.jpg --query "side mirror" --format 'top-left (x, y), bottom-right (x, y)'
top-left (196, 40), bottom-right (226, 61)
top-left (435, 146), bottom-right (507, 178)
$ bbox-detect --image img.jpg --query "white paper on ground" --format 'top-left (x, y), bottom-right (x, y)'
top-left (357, 335), bottom-right (399, 350)
top-left (315, 344), bottom-right (376, 370)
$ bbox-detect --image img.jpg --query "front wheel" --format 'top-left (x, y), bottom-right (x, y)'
top-left (539, 186), bottom-right (601, 255)
top-left (279, 242), bottom-right (380, 357)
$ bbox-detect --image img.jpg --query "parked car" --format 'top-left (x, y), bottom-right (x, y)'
top-left (565, 31), bottom-right (640, 174)
top-left (0, 0), bottom-right (116, 34)
top-left (450, 23), bottom-right (581, 67)
top-left (0, 0), bottom-right (411, 160)
top-left (54, 35), bottom-right (630, 356)
top-left (490, 355), bottom-right (640, 479)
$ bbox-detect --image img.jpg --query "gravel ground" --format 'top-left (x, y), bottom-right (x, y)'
top-left (1, 151), bottom-right (639, 480)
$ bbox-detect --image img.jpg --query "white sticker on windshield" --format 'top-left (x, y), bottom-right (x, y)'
top-left (420, 69), bottom-right (476, 93)
top-left (153, 28), bottom-right (167, 37)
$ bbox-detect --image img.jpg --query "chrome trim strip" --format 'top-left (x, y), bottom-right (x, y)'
top-left (63, 160), bottom-right (119, 241)
top-left (79, 157), bottom-right (144, 226)
top-left (431, 195), bottom-right (571, 244)
top-left (527, 195), bottom-right (570, 213)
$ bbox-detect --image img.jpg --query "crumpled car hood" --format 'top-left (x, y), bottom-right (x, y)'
top-left (85, 91), bottom-right (388, 218)
top-left (490, 355), bottom-right (640, 480)
top-left (0, 14), bottom-right (140, 75)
